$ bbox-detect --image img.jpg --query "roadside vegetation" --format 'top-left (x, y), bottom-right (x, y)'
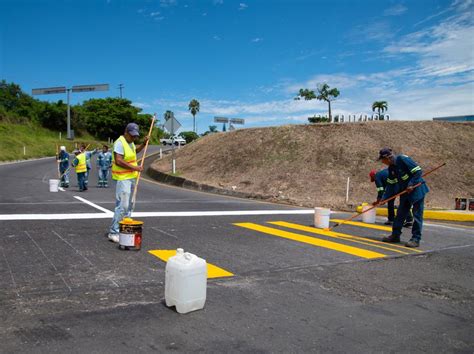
top-left (0, 80), bottom-right (165, 161)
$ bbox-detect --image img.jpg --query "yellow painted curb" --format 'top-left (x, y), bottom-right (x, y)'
top-left (356, 206), bottom-right (474, 222)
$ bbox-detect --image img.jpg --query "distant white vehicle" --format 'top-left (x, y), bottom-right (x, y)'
top-left (160, 136), bottom-right (186, 146)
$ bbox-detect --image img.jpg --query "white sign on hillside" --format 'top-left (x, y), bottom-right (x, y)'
top-left (164, 116), bottom-right (181, 135)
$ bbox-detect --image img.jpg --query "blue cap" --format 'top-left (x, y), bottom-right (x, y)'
top-left (126, 123), bottom-right (140, 137)
top-left (378, 147), bottom-right (393, 160)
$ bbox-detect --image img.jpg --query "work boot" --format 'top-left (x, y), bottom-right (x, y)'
top-left (382, 234), bottom-right (400, 243)
top-left (405, 239), bottom-right (420, 248)
top-left (403, 222), bottom-right (413, 228)
top-left (384, 220), bottom-right (393, 225)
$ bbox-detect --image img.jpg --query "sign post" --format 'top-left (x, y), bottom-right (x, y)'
top-left (214, 117), bottom-right (245, 132)
top-left (32, 84), bottom-right (109, 139)
top-left (164, 112), bottom-right (182, 174)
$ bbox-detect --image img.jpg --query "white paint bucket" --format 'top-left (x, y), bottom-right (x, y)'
top-left (314, 207), bottom-right (331, 229)
top-left (362, 205), bottom-right (376, 223)
top-left (49, 179), bottom-right (60, 192)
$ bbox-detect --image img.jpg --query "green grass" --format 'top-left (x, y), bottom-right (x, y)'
top-left (0, 122), bottom-right (105, 161)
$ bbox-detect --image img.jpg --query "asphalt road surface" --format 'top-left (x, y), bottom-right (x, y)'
top-left (1, 147), bottom-right (473, 353)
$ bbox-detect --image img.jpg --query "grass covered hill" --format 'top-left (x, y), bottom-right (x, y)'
top-left (150, 121), bottom-right (474, 210)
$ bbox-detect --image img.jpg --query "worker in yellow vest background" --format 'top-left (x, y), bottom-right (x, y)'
top-left (72, 149), bottom-right (88, 192)
top-left (108, 123), bottom-right (148, 243)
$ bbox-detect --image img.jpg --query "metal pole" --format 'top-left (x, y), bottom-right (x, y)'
top-left (67, 89), bottom-right (71, 139)
top-left (171, 116), bottom-right (176, 174)
top-left (345, 177), bottom-right (350, 203)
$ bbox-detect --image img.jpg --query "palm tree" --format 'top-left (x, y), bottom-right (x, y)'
top-left (372, 101), bottom-right (388, 119)
top-left (163, 110), bottom-right (174, 121)
top-left (188, 99), bottom-right (200, 133)
top-left (295, 83), bottom-right (340, 122)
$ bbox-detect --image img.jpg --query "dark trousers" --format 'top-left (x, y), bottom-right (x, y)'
top-left (77, 172), bottom-right (87, 191)
top-left (388, 199), bottom-right (414, 222)
top-left (392, 196), bottom-right (425, 241)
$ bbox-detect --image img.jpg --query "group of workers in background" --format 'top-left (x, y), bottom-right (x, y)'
top-left (57, 144), bottom-right (112, 191)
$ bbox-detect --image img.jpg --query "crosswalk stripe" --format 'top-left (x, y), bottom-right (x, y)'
top-left (268, 221), bottom-right (414, 255)
top-left (327, 220), bottom-right (423, 253)
top-left (234, 223), bottom-right (386, 259)
top-left (148, 250), bottom-right (234, 279)
top-left (330, 219), bottom-right (392, 232)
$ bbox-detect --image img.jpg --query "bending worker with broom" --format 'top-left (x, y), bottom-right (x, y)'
top-left (108, 123), bottom-right (148, 243)
top-left (378, 148), bottom-right (429, 248)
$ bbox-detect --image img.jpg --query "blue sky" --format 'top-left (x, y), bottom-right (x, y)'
top-left (1, 0), bottom-right (473, 133)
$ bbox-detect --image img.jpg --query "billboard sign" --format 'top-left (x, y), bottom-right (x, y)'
top-left (72, 84), bottom-right (109, 93)
top-left (230, 118), bottom-right (245, 125)
top-left (32, 87), bottom-right (67, 95)
top-left (214, 117), bottom-right (229, 123)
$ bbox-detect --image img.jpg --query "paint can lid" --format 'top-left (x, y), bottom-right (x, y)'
top-left (119, 217), bottom-right (144, 226)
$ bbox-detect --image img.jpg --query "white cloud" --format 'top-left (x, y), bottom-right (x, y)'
top-left (133, 102), bottom-right (151, 109)
top-left (384, 8), bottom-right (474, 80)
top-left (384, 4), bottom-right (407, 16)
top-left (160, 0), bottom-right (177, 8)
top-left (150, 11), bottom-right (161, 17)
top-left (213, 35), bottom-right (221, 41)
top-left (251, 37), bottom-right (263, 43)
top-left (239, 3), bottom-right (248, 11)
top-left (349, 21), bottom-right (397, 43)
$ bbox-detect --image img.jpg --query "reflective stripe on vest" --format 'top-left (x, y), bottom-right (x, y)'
top-left (376, 186), bottom-right (385, 192)
top-left (75, 153), bottom-right (87, 173)
top-left (401, 174), bottom-right (410, 181)
top-left (410, 166), bottom-right (421, 173)
top-left (112, 136), bottom-right (138, 180)
top-left (386, 178), bottom-right (398, 184)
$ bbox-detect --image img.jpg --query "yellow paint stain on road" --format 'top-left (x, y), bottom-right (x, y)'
top-left (269, 221), bottom-right (418, 255)
top-left (234, 223), bottom-right (386, 259)
top-left (148, 250), bottom-right (234, 279)
top-left (330, 219), bottom-right (393, 232)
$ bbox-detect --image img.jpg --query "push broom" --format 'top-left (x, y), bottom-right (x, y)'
top-left (130, 113), bottom-right (156, 214)
top-left (324, 162), bottom-right (446, 231)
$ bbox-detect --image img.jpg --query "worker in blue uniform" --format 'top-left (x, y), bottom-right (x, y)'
top-left (96, 145), bottom-right (112, 187)
top-left (370, 169), bottom-right (413, 226)
top-left (57, 146), bottom-right (70, 188)
top-left (378, 148), bottom-right (429, 248)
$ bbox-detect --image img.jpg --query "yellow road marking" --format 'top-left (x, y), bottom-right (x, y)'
top-left (330, 219), bottom-right (393, 232)
top-left (234, 223), bottom-right (386, 259)
top-left (269, 221), bottom-right (415, 255)
top-left (148, 250), bottom-right (234, 279)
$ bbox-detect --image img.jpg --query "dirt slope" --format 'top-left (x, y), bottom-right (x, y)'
top-left (150, 121), bottom-right (474, 210)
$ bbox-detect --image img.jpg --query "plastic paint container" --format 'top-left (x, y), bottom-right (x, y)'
top-left (118, 218), bottom-right (143, 251)
top-left (49, 179), bottom-right (60, 192)
top-left (361, 205), bottom-right (376, 224)
top-left (165, 248), bottom-right (207, 314)
top-left (314, 207), bottom-right (331, 229)
top-left (455, 198), bottom-right (467, 210)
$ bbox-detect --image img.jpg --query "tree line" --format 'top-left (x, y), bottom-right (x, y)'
top-left (0, 80), bottom-right (164, 142)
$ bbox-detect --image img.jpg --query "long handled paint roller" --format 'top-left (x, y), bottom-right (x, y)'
top-left (324, 162), bottom-right (446, 231)
top-left (55, 144), bottom-right (61, 179)
top-left (130, 113), bottom-right (156, 213)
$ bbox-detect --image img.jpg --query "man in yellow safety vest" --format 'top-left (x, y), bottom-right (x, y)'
top-left (108, 123), bottom-right (148, 242)
top-left (72, 149), bottom-right (88, 192)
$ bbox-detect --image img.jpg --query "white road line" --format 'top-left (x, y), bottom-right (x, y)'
top-left (0, 209), bottom-right (313, 221)
top-left (74, 196), bottom-right (113, 215)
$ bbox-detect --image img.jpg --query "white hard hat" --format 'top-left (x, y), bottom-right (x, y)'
top-left (60, 146), bottom-right (66, 151)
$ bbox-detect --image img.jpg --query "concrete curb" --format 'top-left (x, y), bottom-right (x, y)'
top-left (356, 206), bottom-right (474, 222)
top-left (146, 167), bottom-right (281, 202)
